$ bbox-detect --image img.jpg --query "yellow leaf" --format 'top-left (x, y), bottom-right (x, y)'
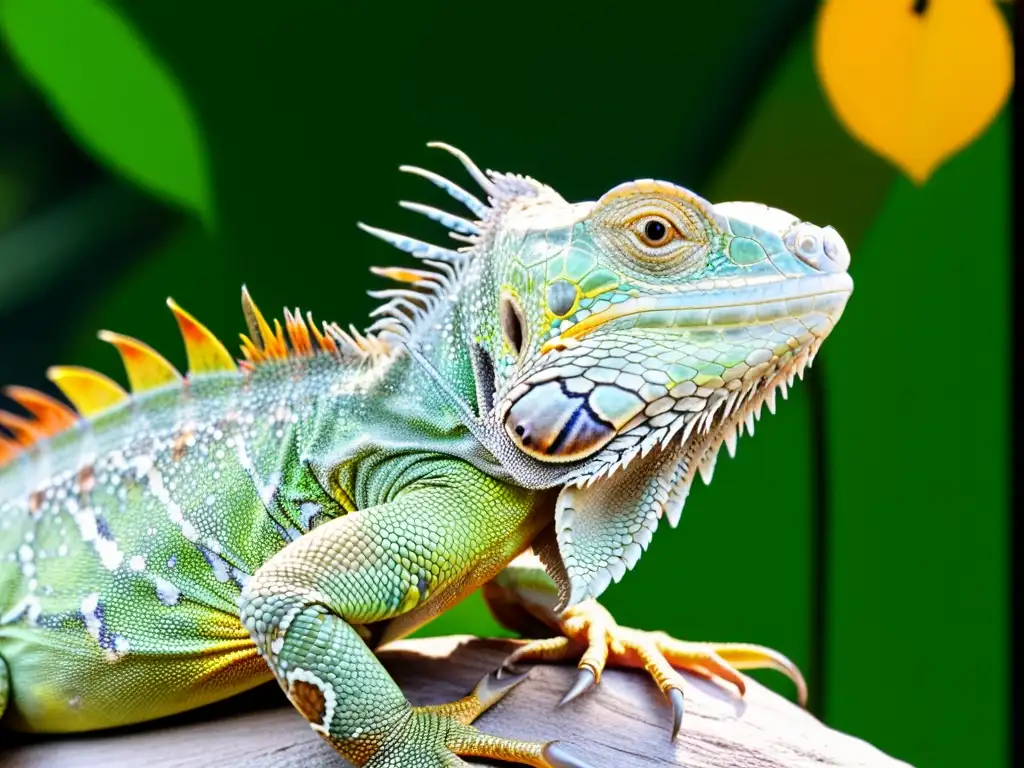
top-left (815, 0), bottom-right (1013, 184)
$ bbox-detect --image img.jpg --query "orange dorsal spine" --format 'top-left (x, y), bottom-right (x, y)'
top-left (98, 331), bottom-right (183, 393)
top-left (0, 411), bottom-right (46, 445)
top-left (3, 386), bottom-right (77, 434)
top-left (46, 366), bottom-right (129, 417)
top-left (1, 287), bottom-right (375, 470)
top-left (0, 435), bottom-right (19, 465)
top-left (166, 298), bottom-right (237, 375)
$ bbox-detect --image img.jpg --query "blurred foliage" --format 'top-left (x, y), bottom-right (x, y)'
top-left (0, 2), bottom-right (1011, 767)
top-left (815, 0), bottom-right (1013, 183)
top-left (0, 0), bottom-right (211, 221)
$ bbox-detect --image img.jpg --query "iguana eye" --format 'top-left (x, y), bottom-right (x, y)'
top-left (630, 215), bottom-right (682, 254)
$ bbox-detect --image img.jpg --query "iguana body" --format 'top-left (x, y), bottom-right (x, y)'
top-left (0, 144), bottom-right (852, 766)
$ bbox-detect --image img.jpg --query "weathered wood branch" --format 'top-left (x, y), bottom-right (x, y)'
top-left (2, 636), bottom-right (913, 768)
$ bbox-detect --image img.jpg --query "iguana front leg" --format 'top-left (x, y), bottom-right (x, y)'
top-left (484, 553), bottom-right (807, 739)
top-left (240, 460), bottom-right (587, 768)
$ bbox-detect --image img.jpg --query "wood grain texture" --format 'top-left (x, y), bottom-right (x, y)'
top-left (1, 636), bottom-right (914, 768)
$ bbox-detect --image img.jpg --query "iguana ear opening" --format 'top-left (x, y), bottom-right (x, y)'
top-left (499, 293), bottom-right (527, 359)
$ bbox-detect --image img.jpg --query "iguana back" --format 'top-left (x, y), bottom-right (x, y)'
top-left (0, 298), bottom-right (378, 731)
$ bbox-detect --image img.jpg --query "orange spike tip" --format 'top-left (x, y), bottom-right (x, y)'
top-left (2, 386), bottom-right (78, 435)
top-left (0, 410), bottom-right (46, 445)
top-left (240, 286), bottom-right (288, 360)
top-left (370, 266), bottom-right (437, 285)
top-left (166, 298), bottom-right (237, 375)
top-left (236, 288), bottom-right (344, 365)
top-left (98, 331), bottom-right (183, 393)
top-left (283, 308), bottom-right (313, 357)
top-left (0, 435), bottom-right (20, 465)
top-left (46, 366), bottom-right (129, 418)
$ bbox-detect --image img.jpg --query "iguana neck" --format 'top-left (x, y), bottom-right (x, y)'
top-left (303, 295), bottom-right (509, 503)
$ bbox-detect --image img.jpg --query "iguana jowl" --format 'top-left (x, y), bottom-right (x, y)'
top-left (0, 143), bottom-right (853, 766)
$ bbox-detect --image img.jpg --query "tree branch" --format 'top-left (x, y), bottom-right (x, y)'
top-left (2, 636), bottom-right (913, 767)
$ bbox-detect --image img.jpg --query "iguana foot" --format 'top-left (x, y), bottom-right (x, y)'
top-left (501, 600), bottom-right (807, 740)
top-left (381, 669), bottom-right (591, 767)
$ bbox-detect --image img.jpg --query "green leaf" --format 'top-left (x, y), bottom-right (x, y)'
top-left (0, 0), bottom-right (212, 222)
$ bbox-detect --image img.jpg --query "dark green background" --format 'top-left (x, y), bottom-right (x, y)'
top-left (0, 2), bottom-right (1010, 767)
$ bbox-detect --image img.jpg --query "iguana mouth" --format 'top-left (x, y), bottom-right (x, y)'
top-left (540, 272), bottom-right (853, 353)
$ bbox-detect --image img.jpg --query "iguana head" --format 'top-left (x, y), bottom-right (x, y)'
top-left (363, 144), bottom-right (853, 608)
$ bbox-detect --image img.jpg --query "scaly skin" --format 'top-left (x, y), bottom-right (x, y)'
top-left (0, 142), bottom-right (852, 766)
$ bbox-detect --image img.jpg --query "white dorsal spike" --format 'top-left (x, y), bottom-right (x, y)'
top-left (661, 415), bottom-right (687, 449)
top-left (357, 223), bottom-right (463, 264)
top-left (725, 427), bottom-right (738, 458)
top-left (721, 390), bottom-right (741, 422)
top-left (621, 445), bottom-right (641, 471)
top-left (705, 395), bottom-right (726, 425)
top-left (367, 289), bottom-right (430, 304)
top-left (780, 380), bottom-right (789, 400)
top-left (348, 324), bottom-right (371, 347)
top-left (698, 449), bottom-right (718, 485)
top-left (640, 438), bottom-right (656, 460)
top-left (586, 465), bottom-right (608, 488)
top-left (680, 415), bottom-right (699, 445)
top-left (398, 200), bottom-right (480, 235)
top-left (766, 387), bottom-right (778, 414)
top-left (448, 232), bottom-right (478, 245)
top-left (398, 164), bottom-right (487, 217)
top-left (666, 500), bottom-right (685, 528)
top-left (421, 258), bottom-right (457, 283)
top-left (367, 318), bottom-right (406, 334)
top-left (426, 142), bottom-right (498, 196)
top-left (745, 411), bottom-right (756, 436)
top-left (369, 298), bottom-right (421, 321)
top-left (755, 401), bottom-right (763, 421)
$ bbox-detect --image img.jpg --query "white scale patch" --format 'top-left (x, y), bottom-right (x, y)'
top-left (145, 466), bottom-right (198, 543)
top-left (154, 576), bottom-right (181, 606)
top-left (0, 596), bottom-right (42, 626)
top-left (17, 543), bottom-right (35, 579)
top-left (68, 499), bottom-right (124, 572)
top-left (81, 593), bottom-right (102, 642)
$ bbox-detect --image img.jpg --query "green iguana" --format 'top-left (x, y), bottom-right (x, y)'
top-left (0, 143), bottom-right (853, 767)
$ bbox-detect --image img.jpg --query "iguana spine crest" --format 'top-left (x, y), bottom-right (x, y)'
top-left (0, 144), bottom-right (511, 470)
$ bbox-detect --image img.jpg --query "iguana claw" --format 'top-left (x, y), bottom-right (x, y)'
top-left (668, 687), bottom-right (684, 741)
top-left (558, 668), bottom-right (596, 707)
top-left (496, 661), bottom-right (529, 680)
top-left (542, 742), bottom-right (596, 768)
